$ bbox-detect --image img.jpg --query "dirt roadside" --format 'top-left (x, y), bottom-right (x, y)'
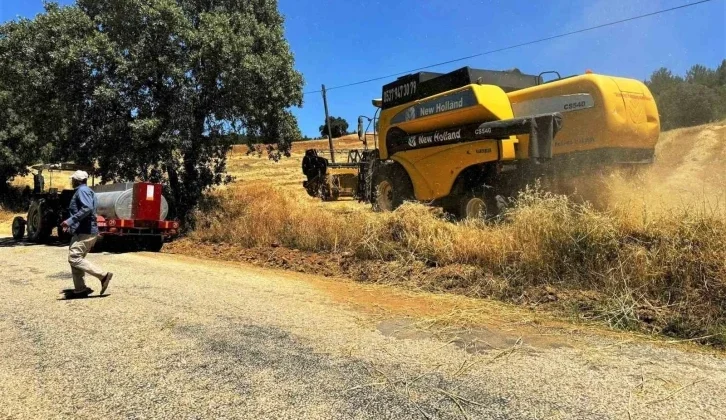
top-left (163, 239), bottom-right (725, 345)
top-left (1, 241), bottom-right (724, 419)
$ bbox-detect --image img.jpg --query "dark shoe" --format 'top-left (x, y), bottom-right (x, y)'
top-left (65, 288), bottom-right (93, 299)
top-left (100, 272), bottom-right (113, 295)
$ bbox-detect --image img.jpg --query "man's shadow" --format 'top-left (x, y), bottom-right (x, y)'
top-left (0, 237), bottom-right (69, 248)
top-left (1, 236), bottom-right (135, 254)
top-left (58, 288), bottom-right (110, 301)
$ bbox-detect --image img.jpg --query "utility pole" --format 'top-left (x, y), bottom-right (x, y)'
top-left (321, 84), bottom-right (335, 163)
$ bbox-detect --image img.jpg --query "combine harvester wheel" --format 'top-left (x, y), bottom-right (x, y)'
top-left (372, 164), bottom-right (414, 212)
top-left (459, 193), bottom-right (488, 220)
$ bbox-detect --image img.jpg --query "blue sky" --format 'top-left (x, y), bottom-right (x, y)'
top-left (2, 0), bottom-right (724, 137)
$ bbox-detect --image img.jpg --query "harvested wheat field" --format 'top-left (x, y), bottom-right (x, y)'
top-left (167, 121), bottom-right (726, 345)
top-left (289, 133), bottom-right (374, 154)
top-left (0, 207), bottom-right (13, 234)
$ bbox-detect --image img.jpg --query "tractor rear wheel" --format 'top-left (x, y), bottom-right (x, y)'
top-left (11, 217), bottom-right (26, 241)
top-left (26, 199), bottom-right (52, 243)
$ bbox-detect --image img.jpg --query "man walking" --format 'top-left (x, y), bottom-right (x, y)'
top-left (61, 170), bottom-right (113, 297)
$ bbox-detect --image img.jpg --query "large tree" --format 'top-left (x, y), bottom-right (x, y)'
top-left (0, 95), bottom-right (36, 194)
top-left (0, 0), bottom-right (303, 224)
top-left (646, 63), bottom-right (726, 130)
top-left (0, 4), bottom-right (109, 191)
top-left (645, 67), bottom-right (683, 96)
top-left (319, 116), bottom-right (349, 138)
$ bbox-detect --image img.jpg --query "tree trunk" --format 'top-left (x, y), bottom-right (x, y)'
top-left (165, 159), bottom-right (183, 225)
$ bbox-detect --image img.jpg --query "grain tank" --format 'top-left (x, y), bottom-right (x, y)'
top-left (92, 181), bottom-right (176, 251)
top-left (507, 73), bottom-right (660, 166)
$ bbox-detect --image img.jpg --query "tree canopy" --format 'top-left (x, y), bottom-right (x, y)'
top-left (319, 116), bottom-right (349, 139)
top-left (0, 0), bottom-right (303, 223)
top-left (646, 61), bottom-right (726, 130)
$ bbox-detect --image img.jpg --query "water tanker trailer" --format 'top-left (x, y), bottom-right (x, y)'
top-left (11, 164), bottom-right (179, 251)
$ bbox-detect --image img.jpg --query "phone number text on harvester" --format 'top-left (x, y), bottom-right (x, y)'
top-left (383, 81), bottom-right (417, 104)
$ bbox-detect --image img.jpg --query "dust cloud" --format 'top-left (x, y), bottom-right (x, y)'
top-left (555, 121), bottom-right (726, 220)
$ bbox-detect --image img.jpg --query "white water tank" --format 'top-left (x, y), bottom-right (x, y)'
top-left (96, 188), bottom-right (169, 220)
top-left (96, 190), bottom-right (134, 220)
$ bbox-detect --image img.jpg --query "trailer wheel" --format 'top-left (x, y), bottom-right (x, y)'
top-left (11, 217), bottom-right (26, 241)
top-left (26, 199), bottom-right (52, 243)
top-left (143, 236), bottom-right (164, 252)
top-left (372, 164), bottom-right (413, 212)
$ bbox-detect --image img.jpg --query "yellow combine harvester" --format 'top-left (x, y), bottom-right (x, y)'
top-left (302, 67), bottom-right (660, 218)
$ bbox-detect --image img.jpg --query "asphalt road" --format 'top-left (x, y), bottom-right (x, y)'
top-left (1, 240), bottom-right (724, 419)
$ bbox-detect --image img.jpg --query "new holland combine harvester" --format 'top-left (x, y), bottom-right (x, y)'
top-left (302, 67), bottom-right (660, 218)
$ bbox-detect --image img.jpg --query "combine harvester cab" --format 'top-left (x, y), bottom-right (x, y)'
top-left (507, 73), bottom-right (660, 169)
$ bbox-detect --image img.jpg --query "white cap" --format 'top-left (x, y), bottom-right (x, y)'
top-left (70, 170), bottom-right (89, 181)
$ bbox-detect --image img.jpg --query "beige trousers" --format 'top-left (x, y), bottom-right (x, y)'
top-left (68, 234), bottom-right (107, 291)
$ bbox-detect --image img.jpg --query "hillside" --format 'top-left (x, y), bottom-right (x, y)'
top-left (230, 133), bottom-right (374, 156)
top-left (289, 133), bottom-right (374, 154)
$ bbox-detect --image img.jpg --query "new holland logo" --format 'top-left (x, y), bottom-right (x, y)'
top-left (391, 89), bottom-right (477, 125)
top-left (405, 107), bottom-right (416, 121)
top-left (407, 136), bottom-right (417, 148)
